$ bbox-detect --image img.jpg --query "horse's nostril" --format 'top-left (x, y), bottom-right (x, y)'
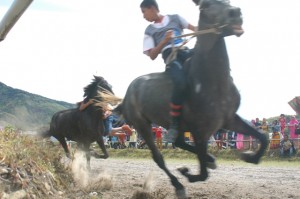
top-left (228, 7), bottom-right (241, 18)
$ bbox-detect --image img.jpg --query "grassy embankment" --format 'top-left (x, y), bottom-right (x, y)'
top-left (1, 130), bottom-right (299, 198)
top-left (0, 130), bottom-right (74, 198)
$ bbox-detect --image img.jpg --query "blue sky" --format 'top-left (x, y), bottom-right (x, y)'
top-left (1, 0), bottom-right (300, 121)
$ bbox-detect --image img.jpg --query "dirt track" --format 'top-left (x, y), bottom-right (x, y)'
top-left (84, 157), bottom-right (300, 199)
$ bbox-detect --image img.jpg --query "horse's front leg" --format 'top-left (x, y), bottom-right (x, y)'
top-left (136, 125), bottom-right (187, 199)
top-left (82, 144), bottom-right (91, 170)
top-left (178, 139), bottom-right (209, 182)
top-left (224, 114), bottom-right (268, 164)
top-left (96, 137), bottom-right (109, 159)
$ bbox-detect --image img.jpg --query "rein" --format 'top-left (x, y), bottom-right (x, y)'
top-left (173, 26), bottom-right (224, 39)
top-left (166, 25), bottom-right (227, 65)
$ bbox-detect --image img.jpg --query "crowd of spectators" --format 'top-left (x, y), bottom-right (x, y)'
top-left (209, 114), bottom-right (298, 157)
top-left (104, 114), bottom-right (299, 158)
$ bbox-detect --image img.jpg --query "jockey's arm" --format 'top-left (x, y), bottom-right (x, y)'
top-left (79, 99), bottom-right (93, 111)
top-left (147, 30), bottom-right (173, 60)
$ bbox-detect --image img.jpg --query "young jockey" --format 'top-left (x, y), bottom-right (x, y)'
top-left (140, 0), bottom-right (196, 142)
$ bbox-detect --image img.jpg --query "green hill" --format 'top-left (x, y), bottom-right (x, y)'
top-left (0, 82), bottom-right (76, 130)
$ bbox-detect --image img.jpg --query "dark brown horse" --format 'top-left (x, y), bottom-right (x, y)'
top-left (42, 76), bottom-right (121, 169)
top-left (114, 0), bottom-right (268, 198)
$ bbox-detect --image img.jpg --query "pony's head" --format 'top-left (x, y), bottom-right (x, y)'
top-left (83, 75), bottom-right (114, 101)
top-left (193, 0), bottom-right (244, 37)
top-left (83, 75), bottom-right (122, 110)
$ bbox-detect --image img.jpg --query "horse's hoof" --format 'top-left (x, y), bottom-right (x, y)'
top-left (93, 154), bottom-right (101, 158)
top-left (87, 165), bottom-right (91, 171)
top-left (176, 188), bottom-right (187, 199)
top-left (207, 161), bottom-right (217, 170)
top-left (199, 173), bottom-right (209, 181)
top-left (66, 153), bottom-right (71, 159)
top-left (91, 152), bottom-right (104, 159)
top-left (99, 155), bottom-right (109, 159)
top-left (177, 167), bottom-right (189, 175)
top-left (241, 151), bottom-right (260, 164)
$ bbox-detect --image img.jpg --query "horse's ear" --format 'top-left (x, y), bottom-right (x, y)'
top-left (94, 75), bottom-right (104, 82)
top-left (193, 0), bottom-right (204, 6)
top-left (192, 0), bottom-right (200, 5)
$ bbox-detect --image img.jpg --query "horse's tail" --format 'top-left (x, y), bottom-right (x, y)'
top-left (38, 126), bottom-right (51, 138)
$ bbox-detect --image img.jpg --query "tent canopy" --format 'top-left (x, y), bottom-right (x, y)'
top-left (288, 96), bottom-right (300, 115)
top-left (0, 0), bottom-right (33, 42)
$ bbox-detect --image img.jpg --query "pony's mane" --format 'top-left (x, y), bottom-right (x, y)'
top-left (81, 75), bottom-right (122, 110)
top-left (83, 75), bottom-right (113, 99)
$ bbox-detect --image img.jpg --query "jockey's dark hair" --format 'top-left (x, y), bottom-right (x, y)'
top-left (140, 0), bottom-right (159, 11)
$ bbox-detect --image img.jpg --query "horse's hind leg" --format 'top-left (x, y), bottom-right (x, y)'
top-left (224, 114), bottom-right (268, 164)
top-left (178, 138), bottom-right (209, 182)
top-left (57, 137), bottom-right (71, 158)
top-left (135, 125), bottom-right (187, 198)
top-left (175, 135), bottom-right (216, 169)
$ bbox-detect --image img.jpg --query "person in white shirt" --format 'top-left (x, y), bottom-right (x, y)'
top-left (140, 0), bottom-right (196, 142)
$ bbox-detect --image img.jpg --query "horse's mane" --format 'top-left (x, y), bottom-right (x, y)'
top-left (83, 75), bottom-right (114, 99)
top-left (81, 75), bottom-right (122, 109)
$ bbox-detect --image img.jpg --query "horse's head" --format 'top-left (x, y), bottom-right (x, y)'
top-left (193, 0), bottom-right (244, 37)
top-left (83, 75), bottom-right (114, 101)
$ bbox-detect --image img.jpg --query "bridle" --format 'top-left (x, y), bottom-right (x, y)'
top-left (166, 0), bottom-right (231, 65)
top-left (166, 24), bottom-right (227, 65)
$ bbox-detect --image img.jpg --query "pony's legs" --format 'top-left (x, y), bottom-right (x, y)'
top-left (75, 143), bottom-right (92, 170)
top-left (177, 137), bottom-right (209, 182)
top-left (82, 144), bottom-right (91, 170)
top-left (135, 124), bottom-right (187, 198)
top-left (57, 136), bottom-right (71, 158)
top-left (224, 114), bottom-right (268, 164)
top-left (96, 138), bottom-right (109, 159)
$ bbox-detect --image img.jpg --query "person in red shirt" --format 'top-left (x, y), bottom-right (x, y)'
top-left (279, 114), bottom-right (286, 136)
top-left (153, 126), bottom-right (163, 150)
